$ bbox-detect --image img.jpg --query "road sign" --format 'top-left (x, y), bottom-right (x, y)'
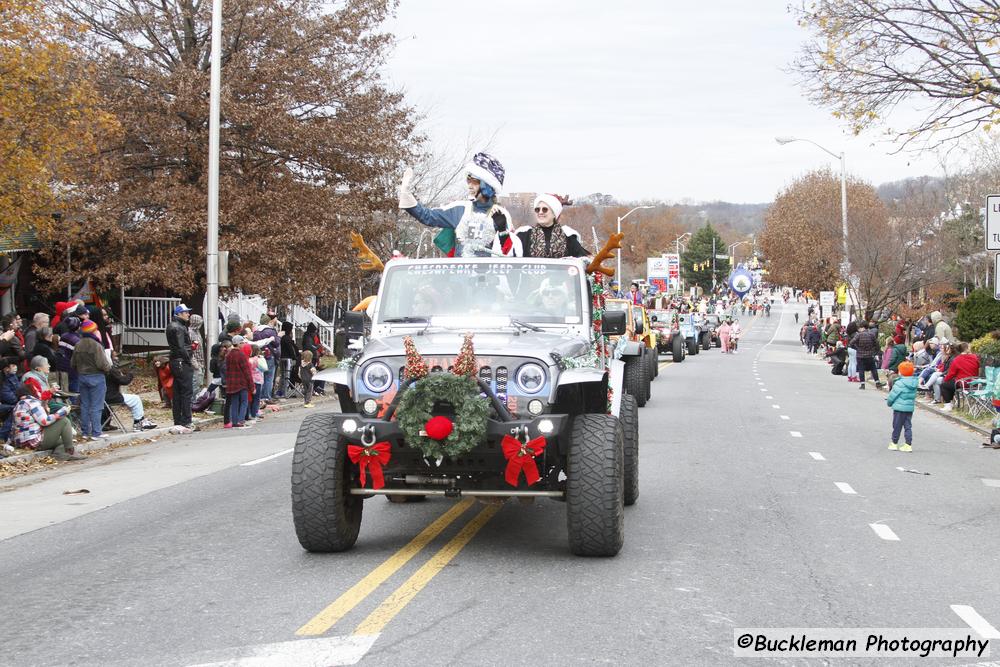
top-left (819, 291), bottom-right (835, 306)
top-left (995, 254), bottom-right (1000, 301)
top-left (986, 194), bottom-right (1000, 250)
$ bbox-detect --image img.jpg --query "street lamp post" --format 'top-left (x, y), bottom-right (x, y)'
top-left (205, 0), bottom-right (222, 384)
top-left (616, 205), bottom-right (654, 282)
top-left (728, 240), bottom-right (749, 267)
top-left (775, 136), bottom-right (849, 279)
top-left (674, 232), bottom-right (691, 293)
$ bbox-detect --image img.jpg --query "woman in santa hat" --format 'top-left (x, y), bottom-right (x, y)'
top-left (516, 194), bottom-right (590, 258)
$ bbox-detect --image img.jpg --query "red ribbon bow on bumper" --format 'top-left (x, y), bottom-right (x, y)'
top-left (347, 442), bottom-right (391, 490)
top-left (501, 435), bottom-right (547, 487)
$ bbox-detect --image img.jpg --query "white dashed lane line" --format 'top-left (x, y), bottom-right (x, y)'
top-left (765, 395), bottom-right (773, 399)
top-left (240, 448), bottom-right (295, 466)
top-left (951, 605), bottom-right (1000, 639)
top-left (981, 479), bottom-right (1000, 488)
top-left (772, 404), bottom-right (780, 409)
top-left (869, 523), bottom-right (900, 541)
top-left (835, 482), bottom-right (857, 495)
top-left (809, 452), bottom-right (826, 461)
top-left (780, 415), bottom-right (790, 420)
top-left (789, 431), bottom-right (802, 438)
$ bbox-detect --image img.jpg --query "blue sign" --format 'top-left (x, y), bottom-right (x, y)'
top-left (728, 268), bottom-right (753, 296)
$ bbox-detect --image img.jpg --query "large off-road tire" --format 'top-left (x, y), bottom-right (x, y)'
top-left (646, 347), bottom-right (658, 378)
top-left (566, 414), bottom-right (624, 557)
top-left (672, 335), bottom-right (685, 363)
top-left (291, 413), bottom-right (363, 552)
top-left (619, 393), bottom-right (639, 507)
top-left (687, 337), bottom-right (699, 356)
top-left (701, 332), bottom-right (711, 350)
top-left (623, 355), bottom-right (647, 407)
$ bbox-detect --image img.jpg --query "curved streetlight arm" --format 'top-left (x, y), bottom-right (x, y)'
top-left (775, 136), bottom-right (841, 161)
top-left (616, 205), bottom-right (655, 282)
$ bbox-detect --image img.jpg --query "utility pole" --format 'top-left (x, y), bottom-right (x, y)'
top-left (712, 237), bottom-right (716, 291)
top-left (205, 0), bottom-right (222, 384)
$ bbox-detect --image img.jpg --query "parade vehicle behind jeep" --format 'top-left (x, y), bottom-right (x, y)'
top-left (677, 313), bottom-right (704, 356)
top-left (291, 256), bottom-right (640, 557)
top-left (631, 304), bottom-right (659, 379)
top-left (649, 309), bottom-right (686, 363)
top-left (603, 299), bottom-right (654, 406)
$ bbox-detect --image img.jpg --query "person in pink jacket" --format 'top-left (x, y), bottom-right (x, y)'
top-left (718, 319), bottom-right (733, 354)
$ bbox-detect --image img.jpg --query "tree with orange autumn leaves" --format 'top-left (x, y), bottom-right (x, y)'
top-left (35, 0), bottom-right (420, 306)
top-left (0, 1), bottom-right (117, 231)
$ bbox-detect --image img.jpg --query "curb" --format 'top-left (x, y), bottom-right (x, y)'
top-left (0, 396), bottom-right (337, 466)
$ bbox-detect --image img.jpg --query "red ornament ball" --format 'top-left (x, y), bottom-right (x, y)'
top-left (425, 415), bottom-right (454, 440)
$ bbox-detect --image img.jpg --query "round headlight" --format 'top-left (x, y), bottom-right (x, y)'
top-left (362, 361), bottom-right (393, 393)
top-left (515, 363), bottom-right (546, 394)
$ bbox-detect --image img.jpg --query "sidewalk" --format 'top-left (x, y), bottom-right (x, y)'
top-left (0, 394), bottom-right (339, 471)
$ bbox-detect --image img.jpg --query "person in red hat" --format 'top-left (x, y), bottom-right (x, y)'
top-left (12, 377), bottom-right (83, 460)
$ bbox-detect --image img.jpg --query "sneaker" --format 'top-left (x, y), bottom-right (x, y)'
top-left (941, 404), bottom-right (953, 412)
top-left (246, 419), bottom-right (257, 425)
top-left (170, 425), bottom-right (193, 434)
top-left (90, 433), bottom-right (110, 440)
top-left (303, 403), bottom-right (315, 408)
top-left (875, 382), bottom-right (885, 389)
top-left (859, 384), bottom-right (865, 390)
top-left (54, 450), bottom-right (87, 461)
top-left (237, 422), bottom-right (252, 429)
top-left (899, 443), bottom-right (912, 452)
top-left (888, 442), bottom-right (898, 451)
top-left (223, 423), bottom-right (233, 429)
top-left (136, 418), bottom-right (158, 430)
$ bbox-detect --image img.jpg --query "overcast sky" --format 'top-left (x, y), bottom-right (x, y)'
top-left (383, 0), bottom-right (946, 204)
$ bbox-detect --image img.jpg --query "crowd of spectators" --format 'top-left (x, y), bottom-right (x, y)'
top-left (0, 299), bottom-right (157, 460)
top-left (803, 305), bottom-right (979, 413)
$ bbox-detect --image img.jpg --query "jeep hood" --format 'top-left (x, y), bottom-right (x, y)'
top-left (360, 331), bottom-right (590, 363)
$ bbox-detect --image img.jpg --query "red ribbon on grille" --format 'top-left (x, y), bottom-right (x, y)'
top-left (501, 435), bottom-right (547, 487)
top-left (347, 442), bottom-right (392, 490)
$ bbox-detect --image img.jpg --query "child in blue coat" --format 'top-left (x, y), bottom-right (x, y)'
top-left (886, 361), bottom-right (918, 452)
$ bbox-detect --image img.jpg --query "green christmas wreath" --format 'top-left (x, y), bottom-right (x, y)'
top-left (396, 372), bottom-right (490, 459)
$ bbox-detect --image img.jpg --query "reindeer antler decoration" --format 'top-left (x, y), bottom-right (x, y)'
top-left (350, 231), bottom-right (385, 273)
top-left (587, 232), bottom-right (624, 276)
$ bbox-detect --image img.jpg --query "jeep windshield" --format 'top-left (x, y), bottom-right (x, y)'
top-left (377, 261), bottom-right (585, 326)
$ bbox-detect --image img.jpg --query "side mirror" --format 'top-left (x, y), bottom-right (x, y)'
top-left (343, 311), bottom-right (365, 336)
top-left (650, 315), bottom-right (658, 322)
top-left (635, 320), bottom-right (644, 335)
top-left (601, 310), bottom-right (627, 336)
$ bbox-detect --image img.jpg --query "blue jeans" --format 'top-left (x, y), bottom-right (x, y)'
top-left (228, 389), bottom-right (248, 425)
top-left (79, 373), bottom-right (107, 437)
top-left (891, 410), bottom-right (913, 445)
top-left (249, 383), bottom-right (261, 419)
top-left (261, 356), bottom-right (276, 401)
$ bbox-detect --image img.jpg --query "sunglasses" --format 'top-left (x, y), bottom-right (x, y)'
top-left (534, 207), bottom-right (550, 214)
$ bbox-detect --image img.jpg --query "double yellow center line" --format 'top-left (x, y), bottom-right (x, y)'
top-left (296, 498), bottom-right (498, 637)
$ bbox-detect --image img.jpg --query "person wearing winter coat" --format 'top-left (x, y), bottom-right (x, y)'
top-left (105, 358), bottom-right (156, 431)
top-left (301, 323), bottom-right (325, 395)
top-left (0, 360), bottom-right (20, 443)
top-left (887, 335), bottom-right (909, 373)
top-left (12, 378), bottom-right (82, 459)
top-left (930, 311), bottom-right (954, 343)
top-left (54, 316), bottom-right (81, 393)
top-left (188, 313), bottom-right (205, 395)
top-left (253, 313), bottom-right (280, 403)
top-left (71, 320), bottom-right (112, 439)
top-left (278, 321), bottom-right (300, 398)
top-left (806, 322), bottom-right (822, 354)
top-left (224, 338), bottom-right (254, 428)
top-left (849, 322), bottom-right (883, 389)
top-left (886, 361), bottom-right (918, 452)
top-left (399, 152), bottom-right (520, 258)
top-left (514, 194), bottom-right (590, 258)
top-left (939, 342), bottom-right (980, 412)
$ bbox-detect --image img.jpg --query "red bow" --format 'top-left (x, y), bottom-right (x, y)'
top-left (501, 435), bottom-right (547, 487)
top-left (347, 442), bottom-right (392, 490)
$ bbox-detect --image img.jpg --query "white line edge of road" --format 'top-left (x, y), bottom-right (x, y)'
top-left (241, 448), bottom-right (295, 467)
top-left (188, 633), bottom-right (380, 666)
top-left (951, 605), bottom-right (1000, 639)
top-left (790, 431), bottom-right (802, 438)
top-left (835, 482), bottom-right (857, 495)
top-left (809, 452), bottom-right (826, 460)
top-left (869, 523), bottom-right (900, 541)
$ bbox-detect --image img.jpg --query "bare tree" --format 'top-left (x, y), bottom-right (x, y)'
top-left (792, 1), bottom-right (1000, 151)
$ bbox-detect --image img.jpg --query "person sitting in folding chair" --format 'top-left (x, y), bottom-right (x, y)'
top-left (105, 356), bottom-right (157, 431)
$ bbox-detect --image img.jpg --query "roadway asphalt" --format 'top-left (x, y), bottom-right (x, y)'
top-left (3, 301), bottom-right (1000, 666)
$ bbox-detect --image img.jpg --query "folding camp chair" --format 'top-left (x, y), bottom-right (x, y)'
top-left (958, 366), bottom-right (998, 419)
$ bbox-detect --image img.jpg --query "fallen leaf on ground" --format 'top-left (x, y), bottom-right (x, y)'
top-left (63, 489), bottom-right (90, 495)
